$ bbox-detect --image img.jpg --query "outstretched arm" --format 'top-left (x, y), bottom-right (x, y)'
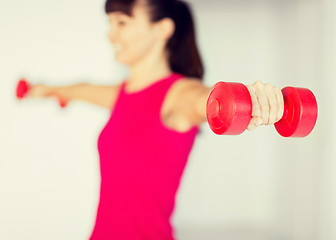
top-left (28, 83), bottom-right (121, 109)
top-left (177, 79), bottom-right (284, 130)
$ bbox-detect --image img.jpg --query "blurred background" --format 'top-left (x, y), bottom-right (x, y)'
top-left (1, 0), bottom-right (335, 239)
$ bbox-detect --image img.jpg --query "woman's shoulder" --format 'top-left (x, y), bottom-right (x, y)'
top-left (161, 76), bottom-right (205, 132)
top-left (165, 76), bottom-right (206, 107)
top-left (165, 76), bottom-right (202, 103)
top-left (161, 76), bottom-right (209, 131)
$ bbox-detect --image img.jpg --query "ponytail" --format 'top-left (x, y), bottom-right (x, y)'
top-left (149, 0), bottom-right (204, 79)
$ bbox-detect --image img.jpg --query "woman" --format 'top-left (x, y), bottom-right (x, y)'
top-left (27, 0), bottom-right (284, 239)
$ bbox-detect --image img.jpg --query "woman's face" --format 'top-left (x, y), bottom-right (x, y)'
top-left (107, 4), bottom-right (160, 65)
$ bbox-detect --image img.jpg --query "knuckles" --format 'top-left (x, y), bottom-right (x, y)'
top-left (249, 81), bottom-right (284, 126)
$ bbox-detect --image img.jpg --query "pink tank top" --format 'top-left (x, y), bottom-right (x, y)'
top-left (89, 73), bottom-right (199, 240)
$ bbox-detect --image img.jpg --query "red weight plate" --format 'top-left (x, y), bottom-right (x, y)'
top-left (16, 79), bottom-right (30, 99)
top-left (274, 87), bottom-right (318, 137)
top-left (206, 82), bottom-right (252, 135)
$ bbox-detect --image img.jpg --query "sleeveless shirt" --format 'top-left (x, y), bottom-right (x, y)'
top-left (89, 73), bottom-right (199, 240)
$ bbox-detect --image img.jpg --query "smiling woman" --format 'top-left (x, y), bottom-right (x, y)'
top-left (89, 1), bottom-right (208, 239)
top-left (17, 0), bottom-right (285, 239)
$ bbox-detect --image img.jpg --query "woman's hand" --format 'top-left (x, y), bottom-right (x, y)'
top-left (27, 84), bottom-right (51, 98)
top-left (246, 81), bottom-right (284, 130)
top-left (27, 84), bottom-right (69, 107)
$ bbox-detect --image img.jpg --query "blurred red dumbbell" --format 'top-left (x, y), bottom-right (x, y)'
top-left (206, 82), bottom-right (318, 137)
top-left (16, 78), bottom-right (68, 108)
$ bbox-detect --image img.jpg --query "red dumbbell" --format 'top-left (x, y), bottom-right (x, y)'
top-left (16, 78), bottom-right (68, 108)
top-left (206, 82), bottom-right (318, 137)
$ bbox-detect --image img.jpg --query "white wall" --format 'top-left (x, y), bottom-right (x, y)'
top-left (1, 0), bottom-right (335, 239)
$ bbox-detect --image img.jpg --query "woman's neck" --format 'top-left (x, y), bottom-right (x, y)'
top-left (127, 50), bottom-right (172, 91)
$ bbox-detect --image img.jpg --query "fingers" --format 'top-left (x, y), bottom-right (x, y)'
top-left (275, 87), bottom-right (284, 121)
top-left (26, 84), bottom-right (40, 98)
top-left (246, 84), bottom-right (260, 118)
top-left (265, 84), bottom-right (277, 124)
top-left (28, 84), bottom-right (53, 98)
top-left (256, 83), bottom-right (270, 124)
top-left (246, 81), bottom-right (284, 130)
top-left (247, 117), bottom-right (263, 131)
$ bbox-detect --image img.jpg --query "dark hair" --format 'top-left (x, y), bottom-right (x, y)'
top-left (105, 0), bottom-right (204, 80)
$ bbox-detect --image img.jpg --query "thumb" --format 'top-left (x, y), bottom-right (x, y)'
top-left (247, 117), bottom-right (263, 131)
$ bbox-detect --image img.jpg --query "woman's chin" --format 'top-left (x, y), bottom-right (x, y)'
top-left (114, 54), bottom-right (131, 65)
